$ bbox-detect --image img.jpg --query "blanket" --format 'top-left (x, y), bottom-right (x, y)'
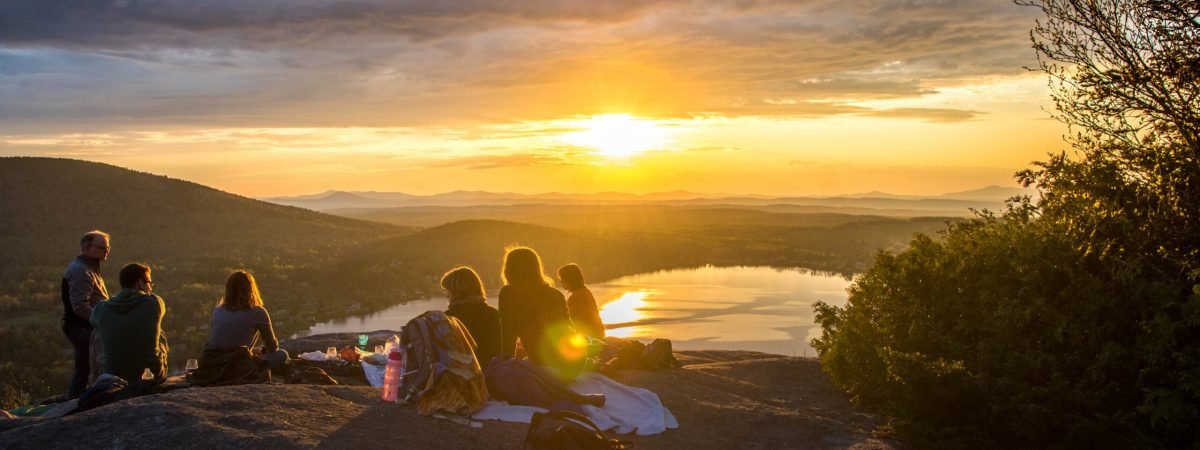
top-left (473, 372), bottom-right (678, 436)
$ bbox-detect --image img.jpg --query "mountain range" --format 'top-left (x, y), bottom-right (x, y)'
top-left (262, 185), bottom-right (1033, 215)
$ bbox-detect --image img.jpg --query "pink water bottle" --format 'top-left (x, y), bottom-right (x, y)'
top-left (381, 348), bottom-right (406, 402)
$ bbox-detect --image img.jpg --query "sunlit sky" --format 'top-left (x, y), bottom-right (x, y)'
top-left (0, 0), bottom-right (1067, 197)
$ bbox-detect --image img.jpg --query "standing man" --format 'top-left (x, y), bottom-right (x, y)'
top-left (62, 230), bottom-right (110, 399)
top-left (92, 263), bottom-right (168, 384)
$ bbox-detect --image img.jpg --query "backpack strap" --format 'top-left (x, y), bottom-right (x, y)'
top-left (525, 410), bottom-right (634, 450)
top-left (544, 410), bottom-right (606, 435)
top-left (400, 312), bottom-right (438, 401)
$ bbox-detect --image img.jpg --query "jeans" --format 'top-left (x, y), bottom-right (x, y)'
top-left (62, 323), bottom-right (92, 399)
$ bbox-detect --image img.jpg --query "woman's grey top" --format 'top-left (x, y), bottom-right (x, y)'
top-left (207, 305), bottom-right (279, 352)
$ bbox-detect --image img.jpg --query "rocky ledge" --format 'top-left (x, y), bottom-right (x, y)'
top-left (0, 333), bottom-right (898, 449)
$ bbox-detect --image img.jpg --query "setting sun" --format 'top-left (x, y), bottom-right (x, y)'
top-left (562, 114), bottom-right (671, 158)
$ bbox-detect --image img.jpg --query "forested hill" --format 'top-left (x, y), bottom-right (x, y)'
top-left (0, 157), bottom-right (409, 405)
top-left (0, 157), bottom-right (401, 266)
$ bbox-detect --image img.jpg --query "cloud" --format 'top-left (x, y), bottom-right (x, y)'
top-left (0, 0), bottom-right (685, 49)
top-left (426, 152), bottom-right (579, 170)
top-left (867, 107), bottom-right (982, 122)
top-left (0, 0), bottom-right (1043, 130)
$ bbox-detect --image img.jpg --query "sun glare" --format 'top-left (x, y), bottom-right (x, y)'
top-left (600, 291), bottom-right (650, 325)
top-left (600, 291), bottom-right (652, 339)
top-left (563, 114), bottom-right (670, 158)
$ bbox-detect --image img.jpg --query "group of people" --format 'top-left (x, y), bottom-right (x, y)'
top-left (61, 230), bottom-right (606, 398)
top-left (443, 247), bottom-right (606, 376)
top-left (61, 230), bottom-right (287, 398)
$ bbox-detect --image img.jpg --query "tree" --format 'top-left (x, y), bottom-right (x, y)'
top-left (814, 0), bottom-right (1200, 447)
top-left (1021, 0), bottom-right (1199, 151)
top-left (1018, 3), bottom-right (1200, 443)
top-left (1017, 0), bottom-right (1199, 280)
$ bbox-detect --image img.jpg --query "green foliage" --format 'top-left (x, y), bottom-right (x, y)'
top-left (815, 1), bottom-right (1200, 447)
top-left (813, 210), bottom-right (1188, 448)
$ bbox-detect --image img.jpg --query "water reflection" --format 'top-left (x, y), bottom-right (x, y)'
top-left (598, 291), bottom-right (651, 338)
top-left (589, 266), bottom-right (851, 357)
top-left (303, 266), bottom-right (851, 356)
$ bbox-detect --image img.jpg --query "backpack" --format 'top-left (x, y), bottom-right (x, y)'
top-left (71, 375), bottom-right (127, 414)
top-left (641, 339), bottom-right (680, 369)
top-left (399, 310), bottom-right (489, 414)
top-left (525, 410), bottom-right (633, 450)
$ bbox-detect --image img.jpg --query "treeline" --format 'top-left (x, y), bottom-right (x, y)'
top-left (338, 203), bottom-right (956, 230)
top-left (314, 217), bottom-right (950, 301)
top-left (812, 1), bottom-right (1200, 448)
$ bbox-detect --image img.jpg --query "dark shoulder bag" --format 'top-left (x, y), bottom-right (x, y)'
top-left (525, 410), bottom-right (633, 450)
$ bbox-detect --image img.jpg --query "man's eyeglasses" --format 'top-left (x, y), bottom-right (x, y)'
top-left (91, 245), bottom-right (111, 251)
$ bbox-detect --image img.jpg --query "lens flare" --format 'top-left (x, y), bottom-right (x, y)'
top-left (556, 332), bottom-right (588, 362)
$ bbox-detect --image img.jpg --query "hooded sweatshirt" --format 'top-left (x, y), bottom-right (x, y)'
top-left (91, 289), bottom-right (169, 381)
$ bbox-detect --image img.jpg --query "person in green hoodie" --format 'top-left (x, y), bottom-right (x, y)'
top-left (91, 263), bottom-right (169, 383)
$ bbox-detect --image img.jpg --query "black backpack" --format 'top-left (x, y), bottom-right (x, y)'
top-left (525, 410), bottom-right (633, 450)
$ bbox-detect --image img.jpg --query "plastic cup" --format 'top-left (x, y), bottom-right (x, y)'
top-left (326, 346), bottom-right (337, 359)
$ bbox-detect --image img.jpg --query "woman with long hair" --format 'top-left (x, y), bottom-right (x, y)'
top-left (498, 247), bottom-right (584, 377)
top-left (441, 266), bottom-right (501, 370)
top-left (205, 270), bottom-right (288, 372)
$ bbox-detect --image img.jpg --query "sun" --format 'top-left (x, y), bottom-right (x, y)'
top-left (562, 114), bottom-right (670, 158)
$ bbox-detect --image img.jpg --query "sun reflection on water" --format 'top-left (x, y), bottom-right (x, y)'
top-left (600, 290), bottom-right (651, 338)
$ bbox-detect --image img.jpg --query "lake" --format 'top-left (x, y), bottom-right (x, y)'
top-left (303, 265), bottom-right (853, 357)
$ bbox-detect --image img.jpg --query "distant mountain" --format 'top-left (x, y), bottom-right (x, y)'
top-left (264, 186), bottom-right (1015, 213)
top-left (938, 185), bottom-right (1034, 201)
top-left (332, 204), bottom-right (909, 230)
top-left (0, 158), bottom-right (399, 266)
top-left (264, 189), bottom-right (718, 210)
top-left (842, 190), bottom-right (919, 200)
top-left (264, 190), bottom-right (399, 210)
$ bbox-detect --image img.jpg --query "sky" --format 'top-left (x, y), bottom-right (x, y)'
top-left (0, 0), bottom-right (1068, 197)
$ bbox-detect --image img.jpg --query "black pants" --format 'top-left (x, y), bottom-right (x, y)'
top-left (62, 323), bottom-right (92, 399)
